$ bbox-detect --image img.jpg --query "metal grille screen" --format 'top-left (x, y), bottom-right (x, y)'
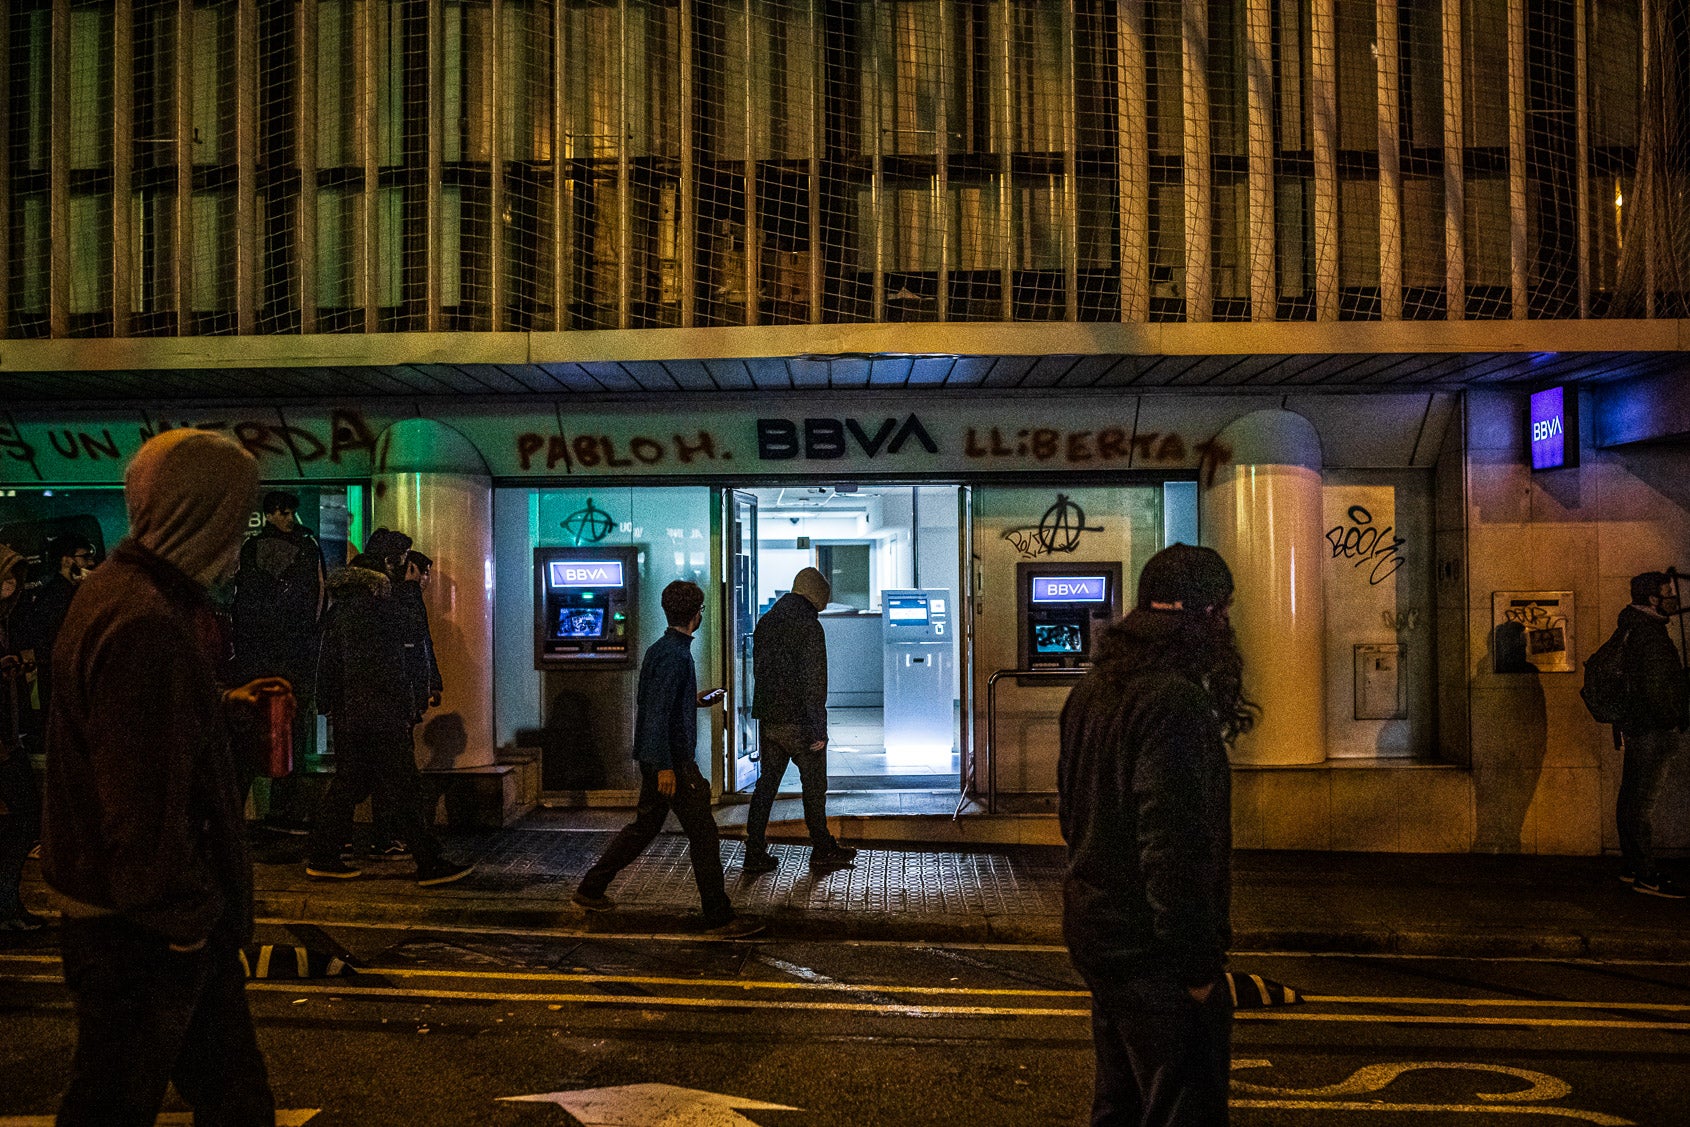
top-left (3, 0), bottom-right (1685, 336)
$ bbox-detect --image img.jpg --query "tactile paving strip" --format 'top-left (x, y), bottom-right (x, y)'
top-left (446, 829), bottom-right (1064, 916)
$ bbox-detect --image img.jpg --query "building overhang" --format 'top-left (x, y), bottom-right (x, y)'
top-left (2, 320), bottom-right (1686, 404)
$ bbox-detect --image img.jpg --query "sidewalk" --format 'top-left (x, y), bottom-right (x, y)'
top-left (218, 812), bottom-right (1690, 960)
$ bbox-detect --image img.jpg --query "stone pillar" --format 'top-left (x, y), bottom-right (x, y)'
top-left (372, 419), bottom-right (496, 770)
top-left (1201, 409), bottom-right (1326, 766)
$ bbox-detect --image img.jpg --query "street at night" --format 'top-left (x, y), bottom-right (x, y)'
top-left (3, 920), bottom-right (1688, 1126)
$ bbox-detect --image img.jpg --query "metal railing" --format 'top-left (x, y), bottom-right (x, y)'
top-left (975, 667), bottom-right (1085, 815)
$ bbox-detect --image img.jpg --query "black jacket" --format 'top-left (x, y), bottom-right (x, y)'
top-left (316, 566), bottom-right (414, 734)
top-left (1617, 605), bottom-right (1689, 735)
top-left (395, 579), bottom-right (443, 717)
top-left (232, 522), bottom-right (324, 680)
top-left (1057, 610), bottom-right (1231, 997)
top-left (751, 592), bottom-right (829, 744)
top-left (633, 627), bottom-right (701, 770)
top-left (40, 542), bottom-right (254, 947)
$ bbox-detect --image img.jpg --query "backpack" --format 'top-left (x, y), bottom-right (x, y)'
top-left (1580, 626), bottom-right (1632, 733)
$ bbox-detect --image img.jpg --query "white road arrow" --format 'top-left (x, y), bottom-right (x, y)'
top-left (502, 1083), bottom-right (799, 1127)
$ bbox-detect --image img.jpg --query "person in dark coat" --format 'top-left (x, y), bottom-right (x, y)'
top-left (399, 549), bottom-right (443, 719)
top-left (303, 563), bottom-right (472, 886)
top-left (1614, 570), bottom-right (1689, 899)
top-left (232, 490), bottom-right (325, 761)
top-left (743, 567), bottom-right (855, 874)
top-left (1057, 544), bottom-right (1254, 1127)
top-left (0, 543), bottom-right (44, 931)
top-left (40, 429), bottom-right (292, 1126)
top-left (13, 533), bottom-right (99, 735)
top-left (571, 581), bottom-right (763, 939)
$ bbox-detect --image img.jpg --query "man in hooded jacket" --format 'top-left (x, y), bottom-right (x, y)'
top-left (1058, 544), bottom-right (1249, 1127)
top-left (41, 429), bottom-right (293, 1127)
top-left (743, 566), bottom-right (856, 874)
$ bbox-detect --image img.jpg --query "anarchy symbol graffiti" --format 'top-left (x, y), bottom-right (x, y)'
top-left (561, 498), bottom-right (615, 545)
top-left (1002, 494), bottom-right (1106, 558)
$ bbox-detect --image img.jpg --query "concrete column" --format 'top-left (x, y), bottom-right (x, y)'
top-left (373, 419), bottom-right (496, 770)
top-left (1201, 409), bottom-right (1326, 766)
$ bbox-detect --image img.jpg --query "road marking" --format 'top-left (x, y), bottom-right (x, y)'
top-left (1228, 1100), bottom-right (1631, 1123)
top-left (1303, 995), bottom-right (1690, 1012)
top-left (1232, 1060), bottom-right (1570, 1101)
top-left (370, 965), bottom-right (1090, 999)
top-left (503, 1083), bottom-right (798, 1127)
top-left (1232, 1011), bottom-right (1690, 1032)
top-left (0, 1114), bottom-right (318, 1126)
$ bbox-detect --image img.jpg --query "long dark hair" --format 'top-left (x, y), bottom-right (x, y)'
top-left (1094, 607), bottom-right (1259, 745)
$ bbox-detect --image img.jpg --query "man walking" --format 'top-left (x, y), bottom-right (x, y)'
top-left (40, 429), bottom-right (291, 1126)
top-left (1057, 544), bottom-right (1253, 1127)
top-left (743, 567), bottom-right (855, 874)
top-left (572, 580), bottom-right (763, 939)
top-left (1614, 570), bottom-right (1689, 899)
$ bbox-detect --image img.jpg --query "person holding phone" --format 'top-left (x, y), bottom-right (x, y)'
top-left (571, 581), bottom-right (763, 939)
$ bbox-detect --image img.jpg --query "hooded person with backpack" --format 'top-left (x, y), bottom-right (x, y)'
top-left (1608, 571), bottom-right (1689, 899)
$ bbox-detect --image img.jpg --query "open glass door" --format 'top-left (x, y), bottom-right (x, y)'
top-left (956, 485), bottom-right (977, 810)
top-left (726, 490), bottom-right (761, 791)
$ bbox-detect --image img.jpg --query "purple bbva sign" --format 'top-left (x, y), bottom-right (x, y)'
top-left (1529, 385), bottom-right (1577, 471)
top-left (1031, 575), bottom-right (1107, 603)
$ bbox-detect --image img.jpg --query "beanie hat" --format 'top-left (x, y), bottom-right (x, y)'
top-left (1136, 543), bottom-right (1233, 613)
top-left (791, 566), bottom-right (832, 610)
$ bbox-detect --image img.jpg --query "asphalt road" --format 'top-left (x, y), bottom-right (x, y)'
top-left (2, 919), bottom-right (1688, 1126)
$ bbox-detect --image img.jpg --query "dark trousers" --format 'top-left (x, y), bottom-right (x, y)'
top-left (1, 747), bottom-right (41, 915)
top-left (306, 725), bottom-right (442, 869)
top-left (1088, 984), bottom-right (1233, 1127)
top-left (579, 760), bottom-right (732, 926)
top-left (370, 724), bottom-right (427, 847)
top-left (57, 917), bottom-right (275, 1127)
top-left (745, 724), bottom-right (834, 854)
top-left (1618, 728), bottom-right (1684, 875)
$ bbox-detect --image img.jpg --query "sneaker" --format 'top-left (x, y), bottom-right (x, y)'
top-left (571, 889), bottom-right (616, 913)
top-left (26, 843), bottom-right (41, 861)
top-left (378, 840), bottom-right (411, 858)
top-left (809, 844), bottom-right (858, 871)
top-left (1633, 874), bottom-right (1687, 900)
top-left (704, 916), bottom-right (767, 940)
top-left (305, 860), bottom-right (363, 880)
top-left (1619, 866), bottom-right (1637, 885)
top-left (415, 861), bottom-right (475, 887)
top-left (742, 849), bottom-right (779, 875)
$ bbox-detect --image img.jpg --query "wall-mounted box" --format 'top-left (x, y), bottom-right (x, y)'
top-left (1355, 643), bottom-right (1408, 720)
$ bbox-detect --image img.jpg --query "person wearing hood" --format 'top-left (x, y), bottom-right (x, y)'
top-left (40, 429), bottom-right (293, 1126)
top-left (302, 560), bottom-right (472, 887)
top-left (1613, 571), bottom-right (1689, 899)
top-left (742, 566), bottom-right (857, 874)
top-left (1057, 544), bottom-right (1254, 1127)
top-left (0, 543), bottom-right (43, 931)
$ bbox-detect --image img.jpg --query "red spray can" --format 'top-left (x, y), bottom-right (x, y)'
top-left (265, 690), bottom-right (294, 778)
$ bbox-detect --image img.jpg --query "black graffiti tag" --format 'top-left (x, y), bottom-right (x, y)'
top-left (1002, 494), bottom-right (1106, 559)
top-left (1326, 505), bottom-right (1406, 585)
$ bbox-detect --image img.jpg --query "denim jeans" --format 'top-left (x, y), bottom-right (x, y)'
top-left (578, 760), bottom-right (732, 926)
top-left (1618, 727), bottom-right (1685, 876)
top-left (745, 724), bottom-right (834, 854)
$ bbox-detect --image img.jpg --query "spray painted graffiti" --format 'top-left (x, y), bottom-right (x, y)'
top-left (1002, 495), bottom-right (1105, 559)
top-left (1326, 505), bottom-right (1406, 585)
top-left (560, 499), bottom-right (616, 545)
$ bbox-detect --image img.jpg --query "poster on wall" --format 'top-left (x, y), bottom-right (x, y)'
top-left (1491, 591), bottom-right (1575, 674)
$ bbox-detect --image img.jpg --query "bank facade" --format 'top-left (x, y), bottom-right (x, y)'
top-left (3, 0), bottom-right (1688, 855)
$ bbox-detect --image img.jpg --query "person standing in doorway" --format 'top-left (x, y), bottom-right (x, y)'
top-left (742, 567), bottom-right (856, 874)
top-left (15, 533), bottom-right (99, 734)
top-left (1615, 570), bottom-right (1689, 899)
top-left (572, 581), bottom-right (764, 939)
top-left (1058, 544), bottom-right (1253, 1127)
top-left (40, 429), bottom-right (291, 1126)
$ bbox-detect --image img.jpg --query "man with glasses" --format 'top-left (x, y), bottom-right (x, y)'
top-left (572, 580), bottom-right (763, 939)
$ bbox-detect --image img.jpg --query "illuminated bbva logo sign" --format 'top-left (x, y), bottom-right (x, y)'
top-left (1529, 385), bottom-right (1578, 471)
top-left (549, 560), bottom-right (625, 588)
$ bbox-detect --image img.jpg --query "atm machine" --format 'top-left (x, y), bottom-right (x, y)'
top-left (881, 588), bottom-right (954, 759)
top-left (533, 546), bottom-right (640, 669)
top-left (1016, 561), bottom-right (1123, 675)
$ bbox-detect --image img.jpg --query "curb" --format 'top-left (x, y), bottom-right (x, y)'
top-left (250, 892), bottom-right (1690, 961)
